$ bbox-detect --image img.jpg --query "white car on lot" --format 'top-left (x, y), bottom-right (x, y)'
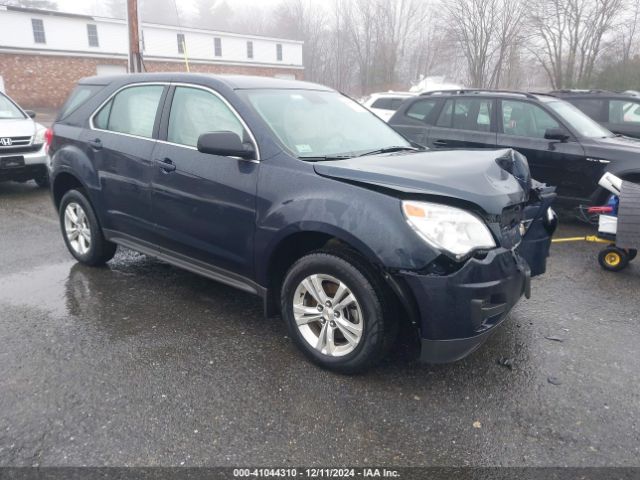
top-left (361, 92), bottom-right (415, 122)
top-left (0, 91), bottom-right (49, 187)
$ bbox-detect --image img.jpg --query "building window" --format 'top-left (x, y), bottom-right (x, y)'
top-left (177, 33), bottom-right (185, 54)
top-left (87, 24), bottom-right (99, 47)
top-left (31, 18), bottom-right (46, 44)
top-left (247, 41), bottom-right (253, 59)
top-left (214, 37), bottom-right (222, 57)
top-left (276, 44), bottom-right (282, 61)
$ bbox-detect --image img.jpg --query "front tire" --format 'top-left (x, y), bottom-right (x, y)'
top-left (59, 189), bottom-right (117, 266)
top-left (281, 251), bottom-right (395, 373)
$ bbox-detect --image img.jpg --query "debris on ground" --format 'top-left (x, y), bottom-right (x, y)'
top-left (544, 336), bottom-right (566, 342)
top-left (497, 357), bottom-right (514, 370)
top-left (547, 376), bottom-right (562, 386)
top-left (473, 421), bottom-right (482, 429)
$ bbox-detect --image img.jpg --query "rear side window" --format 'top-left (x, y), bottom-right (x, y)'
top-left (93, 85), bottom-right (164, 138)
top-left (371, 97), bottom-right (405, 111)
top-left (609, 99), bottom-right (640, 125)
top-left (570, 98), bottom-right (606, 121)
top-left (436, 98), bottom-right (493, 131)
top-left (167, 86), bottom-right (246, 147)
top-left (371, 98), bottom-right (391, 110)
top-left (405, 99), bottom-right (438, 121)
top-left (59, 85), bottom-right (103, 119)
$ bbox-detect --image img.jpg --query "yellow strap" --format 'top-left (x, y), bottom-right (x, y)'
top-left (552, 235), bottom-right (610, 244)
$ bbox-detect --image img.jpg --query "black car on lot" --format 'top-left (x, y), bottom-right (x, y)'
top-left (49, 73), bottom-right (555, 373)
top-left (389, 90), bottom-right (640, 206)
top-left (551, 90), bottom-right (640, 139)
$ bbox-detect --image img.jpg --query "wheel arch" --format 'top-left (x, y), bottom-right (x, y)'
top-left (261, 228), bottom-right (421, 334)
top-left (52, 170), bottom-right (89, 209)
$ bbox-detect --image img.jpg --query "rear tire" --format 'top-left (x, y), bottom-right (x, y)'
top-left (280, 250), bottom-right (396, 374)
top-left (598, 246), bottom-right (629, 272)
top-left (59, 189), bottom-right (117, 266)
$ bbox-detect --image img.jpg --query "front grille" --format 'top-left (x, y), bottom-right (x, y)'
top-left (0, 143), bottom-right (42, 155)
top-left (0, 136), bottom-right (40, 155)
top-left (0, 135), bottom-right (31, 147)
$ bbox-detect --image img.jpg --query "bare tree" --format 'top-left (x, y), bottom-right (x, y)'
top-left (528, 0), bottom-right (623, 89)
top-left (444, 0), bottom-right (526, 88)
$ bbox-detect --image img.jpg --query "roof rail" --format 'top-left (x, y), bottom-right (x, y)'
top-left (549, 89), bottom-right (615, 95)
top-left (419, 89), bottom-right (542, 99)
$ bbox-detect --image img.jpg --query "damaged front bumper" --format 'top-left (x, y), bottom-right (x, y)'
top-left (397, 248), bottom-right (531, 364)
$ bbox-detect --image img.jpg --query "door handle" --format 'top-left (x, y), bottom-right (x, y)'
top-left (155, 158), bottom-right (176, 173)
top-left (432, 140), bottom-right (448, 147)
top-left (88, 138), bottom-right (102, 150)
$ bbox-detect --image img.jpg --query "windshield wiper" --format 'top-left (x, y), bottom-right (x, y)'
top-left (299, 155), bottom-right (353, 162)
top-left (356, 146), bottom-right (421, 157)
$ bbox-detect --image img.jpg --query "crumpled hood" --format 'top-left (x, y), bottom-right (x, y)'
top-left (314, 149), bottom-right (528, 215)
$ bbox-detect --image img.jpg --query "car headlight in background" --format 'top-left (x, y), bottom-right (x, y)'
top-left (34, 124), bottom-right (46, 144)
top-left (402, 200), bottom-right (496, 259)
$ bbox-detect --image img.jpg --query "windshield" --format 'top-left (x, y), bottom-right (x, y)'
top-left (0, 93), bottom-right (25, 120)
top-left (239, 89), bottom-right (411, 158)
top-left (547, 100), bottom-right (613, 138)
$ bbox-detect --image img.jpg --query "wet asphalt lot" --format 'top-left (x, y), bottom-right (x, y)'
top-left (0, 181), bottom-right (639, 467)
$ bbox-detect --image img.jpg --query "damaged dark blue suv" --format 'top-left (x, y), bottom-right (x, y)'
top-left (49, 73), bottom-right (556, 373)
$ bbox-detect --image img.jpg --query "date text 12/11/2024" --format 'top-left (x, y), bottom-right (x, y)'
top-left (232, 468), bottom-right (401, 478)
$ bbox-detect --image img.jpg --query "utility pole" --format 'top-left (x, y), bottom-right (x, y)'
top-left (127, 0), bottom-right (143, 73)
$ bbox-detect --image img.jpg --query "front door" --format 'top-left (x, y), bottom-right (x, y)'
top-left (496, 99), bottom-right (596, 202)
top-left (85, 83), bottom-right (166, 241)
top-left (151, 85), bottom-right (259, 279)
top-left (426, 97), bottom-right (497, 150)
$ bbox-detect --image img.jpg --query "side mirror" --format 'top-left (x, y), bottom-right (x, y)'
top-left (25, 110), bottom-right (36, 119)
top-left (544, 127), bottom-right (569, 142)
top-left (197, 131), bottom-right (255, 160)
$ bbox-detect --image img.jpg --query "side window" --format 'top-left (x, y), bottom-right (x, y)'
top-left (571, 98), bottom-right (605, 121)
top-left (59, 84), bottom-right (102, 119)
top-left (405, 99), bottom-right (438, 122)
top-left (435, 98), bottom-right (493, 131)
top-left (167, 86), bottom-right (246, 148)
top-left (371, 98), bottom-right (391, 110)
top-left (609, 100), bottom-right (640, 125)
top-left (93, 85), bottom-right (164, 138)
top-left (501, 100), bottom-right (559, 138)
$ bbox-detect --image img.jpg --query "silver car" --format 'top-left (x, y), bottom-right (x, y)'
top-left (0, 91), bottom-right (49, 187)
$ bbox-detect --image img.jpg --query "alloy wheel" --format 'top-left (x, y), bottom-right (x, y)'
top-left (292, 274), bottom-right (364, 357)
top-left (64, 202), bottom-right (92, 256)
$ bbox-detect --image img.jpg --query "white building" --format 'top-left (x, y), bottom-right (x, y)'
top-left (0, 4), bottom-right (304, 107)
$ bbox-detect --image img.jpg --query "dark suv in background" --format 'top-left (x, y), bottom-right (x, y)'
top-left (552, 90), bottom-right (640, 139)
top-left (48, 74), bottom-right (556, 373)
top-left (389, 90), bottom-right (640, 206)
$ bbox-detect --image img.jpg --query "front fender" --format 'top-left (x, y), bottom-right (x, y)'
top-left (253, 163), bottom-right (439, 286)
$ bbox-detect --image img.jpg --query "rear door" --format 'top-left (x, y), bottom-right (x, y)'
top-left (495, 99), bottom-right (594, 201)
top-left (388, 98), bottom-right (440, 145)
top-left (150, 84), bottom-right (259, 278)
top-left (85, 83), bottom-right (167, 241)
top-left (426, 97), bottom-right (497, 149)
top-left (605, 98), bottom-right (640, 138)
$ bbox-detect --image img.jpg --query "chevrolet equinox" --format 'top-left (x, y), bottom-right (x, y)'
top-left (49, 74), bottom-right (556, 373)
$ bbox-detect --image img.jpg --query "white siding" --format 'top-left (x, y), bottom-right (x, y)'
top-left (0, 6), bottom-right (303, 68)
